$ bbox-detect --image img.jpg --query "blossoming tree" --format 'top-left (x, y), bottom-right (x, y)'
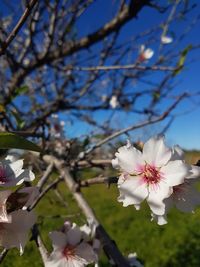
top-left (0, 0), bottom-right (200, 266)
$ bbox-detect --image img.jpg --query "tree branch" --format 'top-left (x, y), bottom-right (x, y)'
top-left (0, 0), bottom-right (38, 56)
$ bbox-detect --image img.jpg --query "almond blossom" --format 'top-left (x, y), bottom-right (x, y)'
top-left (161, 35), bottom-right (173, 44)
top-left (45, 221), bottom-right (98, 267)
top-left (0, 156), bottom-right (35, 187)
top-left (112, 136), bottom-right (189, 216)
top-left (138, 45), bottom-right (154, 62)
top-left (151, 146), bottom-right (200, 225)
top-left (0, 209), bottom-right (36, 254)
top-left (109, 95), bottom-right (119, 109)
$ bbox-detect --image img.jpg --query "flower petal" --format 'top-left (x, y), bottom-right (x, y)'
top-left (76, 242), bottom-right (97, 264)
top-left (187, 165), bottom-right (200, 179)
top-left (143, 136), bottom-right (171, 167)
top-left (161, 160), bottom-right (189, 186)
top-left (66, 224), bottom-right (82, 246)
top-left (147, 183), bottom-right (173, 215)
top-left (118, 175), bottom-right (148, 207)
top-left (151, 213), bottom-right (168, 225)
top-left (114, 145), bottom-right (144, 173)
top-left (49, 231), bottom-right (67, 249)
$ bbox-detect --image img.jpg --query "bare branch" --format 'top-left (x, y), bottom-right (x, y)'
top-left (0, 0), bottom-right (38, 56)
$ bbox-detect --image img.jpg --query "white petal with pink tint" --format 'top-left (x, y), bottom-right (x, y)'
top-left (143, 136), bottom-right (171, 167)
top-left (161, 160), bottom-right (189, 186)
top-left (147, 183), bottom-right (172, 215)
top-left (49, 231), bottom-right (67, 249)
top-left (67, 224), bottom-right (82, 246)
top-left (118, 175), bottom-right (148, 207)
top-left (114, 145), bottom-right (144, 173)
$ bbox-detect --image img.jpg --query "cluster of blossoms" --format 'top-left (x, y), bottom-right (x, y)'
top-left (138, 35), bottom-right (173, 62)
top-left (45, 221), bottom-right (100, 267)
top-left (0, 155), bottom-right (37, 253)
top-left (112, 136), bottom-right (200, 225)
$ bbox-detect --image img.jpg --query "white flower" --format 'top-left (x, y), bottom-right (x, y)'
top-left (161, 35), bottom-right (173, 44)
top-left (109, 95), bottom-right (119, 109)
top-left (0, 210), bottom-right (36, 254)
top-left (139, 45), bottom-right (154, 61)
top-left (127, 252), bottom-right (143, 267)
top-left (151, 146), bottom-right (200, 225)
top-left (45, 222), bottom-right (98, 267)
top-left (112, 136), bottom-right (189, 216)
top-left (0, 157), bottom-right (35, 187)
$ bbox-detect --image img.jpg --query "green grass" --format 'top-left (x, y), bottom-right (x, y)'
top-left (2, 151), bottom-right (200, 266)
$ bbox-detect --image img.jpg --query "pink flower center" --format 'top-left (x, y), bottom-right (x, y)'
top-left (62, 245), bottom-right (76, 260)
top-left (0, 166), bottom-right (7, 184)
top-left (141, 164), bottom-right (161, 185)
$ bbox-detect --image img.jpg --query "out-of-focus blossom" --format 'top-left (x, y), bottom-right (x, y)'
top-left (138, 45), bottom-right (154, 61)
top-left (0, 209), bottom-right (36, 254)
top-left (0, 157), bottom-right (35, 187)
top-left (161, 35), bottom-right (173, 44)
top-left (109, 95), bottom-right (119, 109)
top-left (50, 114), bottom-right (65, 139)
top-left (112, 136), bottom-right (189, 218)
top-left (45, 221), bottom-right (98, 267)
top-left (127, 252), bottom-right (143, 267)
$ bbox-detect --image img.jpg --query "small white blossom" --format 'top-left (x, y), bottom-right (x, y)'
top-left (45, 222), bottom-right (98, 267)
top-left (109, 95), bottom-right (119, 109)
top-left (112, 136), bottom-right (189, 218)
top-left (138, 45), bottom-right (154, 61)
top-left (161, 35), bottom-right (173, 44)
top-left (0, 157), bottom-right (35, 187)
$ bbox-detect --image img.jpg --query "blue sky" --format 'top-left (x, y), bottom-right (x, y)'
top-left (69, 0), bottom-right (200, 150)
top-left (1, 1), bottom-right (200, 150)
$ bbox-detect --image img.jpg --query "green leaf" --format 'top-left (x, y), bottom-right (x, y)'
top-left (0, 132), bottom-right (42, 152)
top-left (15, 85), bottom-right (29, 96)
top-left (173, 45), bottom-right (192, 76)
top-left (11, 85), bottom-right (29, 100)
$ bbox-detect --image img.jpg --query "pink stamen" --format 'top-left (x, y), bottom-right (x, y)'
top-left (62, 245), bottom-right (76, 260)
top-left (141, 164), bottom-right (161, 185)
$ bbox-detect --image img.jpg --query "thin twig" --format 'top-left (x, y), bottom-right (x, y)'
top-left (84, 93), bottom-right (187, 155)
top-left (37, 162), bottom-right (54, 191)
top-left (28, 176), bottom-right (63, 211)
top-left (0, 0), bottom-right (38, 56)
top-left (31, 224), bottom-right (49, 263)
top-left (65, 64), bottom-right (176, 72)
top-left (80, 176), bottom-right (118, 187)
top-left (0, 249), bottom-right (8, 264)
